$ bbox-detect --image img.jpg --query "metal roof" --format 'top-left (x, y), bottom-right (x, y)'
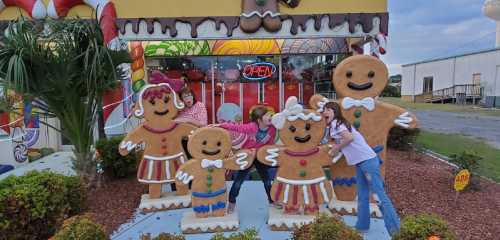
top-left (402, 47), bottom-right (500, 67)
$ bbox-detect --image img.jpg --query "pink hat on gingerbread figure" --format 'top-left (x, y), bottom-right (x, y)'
top-left (149, 70), bottom-right (185, 92)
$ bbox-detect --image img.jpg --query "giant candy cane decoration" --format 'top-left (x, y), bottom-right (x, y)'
top-left (0, 0), bottom-right (46, 19)
top-left (47, 0), bottom-right (119, 49)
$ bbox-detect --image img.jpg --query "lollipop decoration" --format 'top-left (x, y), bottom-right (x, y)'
top-left (130, 41), bottom-right (147, 93)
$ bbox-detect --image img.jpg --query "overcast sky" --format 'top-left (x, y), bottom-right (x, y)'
top-left (381, 0), bottom-right (497, 76)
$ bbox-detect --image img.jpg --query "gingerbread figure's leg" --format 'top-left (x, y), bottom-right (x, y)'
top-left (283, 185), bottom-right (300, 214)
top-left (304, 204), bottom-right (319, 215)
top-left (240, 0), bottom-right (262, 33)
top-left (211, 193), bottom-right (227, 217)
top-left (192, 197), bottom-right (210, 218)
top-left (175, 183), bottom-right (189, 196)
top-left (149, 183), bottom-right (162, 199)
top-left (304, 184), bottom-right (320, 215)
top-left (262, 0), bottom-right (282, 32)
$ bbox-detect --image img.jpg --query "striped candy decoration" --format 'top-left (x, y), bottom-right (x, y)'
top-left (0, 0), bottom-right (46, 19)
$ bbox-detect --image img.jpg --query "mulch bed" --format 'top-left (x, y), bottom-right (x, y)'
top-left (386, 149), bottom-right (500, 240)
top-left (85, 150), bottom-right (500, 239)
top-left (85, 177), bottom-right (146, 236)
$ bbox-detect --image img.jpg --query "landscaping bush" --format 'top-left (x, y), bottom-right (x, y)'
top-left (95, 136), bottom-right (140, 179)
top-left (382, 85), bottom-right (401, 97)
top-left (292, 214), bottom-right (362, 240)
top-left (388, 128), bottom-right (420, 151)
top-left (211, 228), bottom-right (259, 240)
top-left (449, 150), bottom-right (482, 191)
top-left (0, 171), bottom-right (86, 240)
top-left (393, 214), bottom-right (456, 240)
top-left (53, 215), bottom-right (107, 240)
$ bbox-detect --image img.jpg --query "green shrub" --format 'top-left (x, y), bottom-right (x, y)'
top-left (449, 150), bottom-right (481, 173)
top-left (382, 85), bottom-right (401, 97)
top-left (0, 171), bottom-right (86, 240)
top-left (95, 136), bottom-right (139, 179)
top-left (211, 228), bottom-right (259, 240)
top-left (393, 214), bottom-right (456, 240)
top-left (53, 215), bottom-right (108, 240)
top-left (388, 128), bottom-right (420, 151)
top-left (292, 214), bottom-right (362, 240)
top-left (41, 147), bottom-right (56, 157)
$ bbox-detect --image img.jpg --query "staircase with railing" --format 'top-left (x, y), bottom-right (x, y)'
top-left (415, 84), bottom-right (483, 104)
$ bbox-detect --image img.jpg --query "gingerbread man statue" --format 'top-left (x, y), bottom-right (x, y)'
top-left (326, 55), bottom-right (418, 215)
top-left (257, 96), bottom-right (334, 216)
top-left (119, 74), bottom-right (196, 201)
top-left (175, 127), bottom-right (255, 219)
top-left (240, 0), bottom-right (300, 33)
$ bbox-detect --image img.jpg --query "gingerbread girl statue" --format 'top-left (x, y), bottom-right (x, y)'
top-left (326, 55), bottom-right (417, 216)
top-left (240, 0), bottom-right (300, 33)
top-left (119, 73), bottom-right (196, 212)
top-left (257, 96), bottom-right (334, 223)
top-left (175, 127), bottom-right (254, 233)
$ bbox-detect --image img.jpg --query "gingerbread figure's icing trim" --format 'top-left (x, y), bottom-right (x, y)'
top-left (235, 152), bottom-right (249, 170)
top-left (241, 10), bottom-right (280, 18)
top-left (120, 141), bottom-right (137, 151)
top-left (200, 159), bottom-right (224, 169)
top-left (272, 96), bottom-right (322, 129)
top-left (341, 97), bottom-right (375, 111)
top-left (265, 148), bottom-right (280, 166)
top-left (176, 170), bottom-right (194, 184)
top-left (135, 83), bottom-right (185, 117)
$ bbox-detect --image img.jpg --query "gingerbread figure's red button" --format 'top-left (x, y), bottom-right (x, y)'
top-left (161, 145), bottom-right (167, 149)
top-left (161, 138), bottom-right (167, 142)
top-left (299, 159), bottom-right (307, 166)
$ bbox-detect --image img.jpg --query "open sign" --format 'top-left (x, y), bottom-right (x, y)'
top-left (243, 62), bottom-right (276, 81)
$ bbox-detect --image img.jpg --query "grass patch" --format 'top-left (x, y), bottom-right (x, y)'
top-left (417, 131), bottom-right (500, 182)
top-left (380, 97), bottom-right (500, 117)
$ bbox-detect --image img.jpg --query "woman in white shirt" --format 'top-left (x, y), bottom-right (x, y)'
top-left (323, 101), bottom-right (400, 236)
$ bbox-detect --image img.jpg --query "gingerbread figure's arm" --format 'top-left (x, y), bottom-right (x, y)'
top-left (175, 160), bottom-right (197, 186)
top-left (223, 149), bottom-right (256, 171)
top-left (317, 144), bottom-right (338, 166)
top-left (380, 102), bottom-right (418, 129)
top-left (256, 145), bottom-right (283, 167)
top-left (118, 126), bottom-right (144, 156)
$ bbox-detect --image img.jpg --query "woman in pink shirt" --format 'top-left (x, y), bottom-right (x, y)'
top-left (214, 105), bottom-right (278, 213)
top-left (175, 86), bottom-right (208, 127)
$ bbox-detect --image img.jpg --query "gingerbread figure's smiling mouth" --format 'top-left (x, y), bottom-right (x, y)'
top-left (294, 135), bottom-right (311, 143)
top-left (348, 82), bottom-right (373, 90)
top-left (202, 149), bottom-right (221, 156)
top-left (154, 109), bottom-right (169, 116)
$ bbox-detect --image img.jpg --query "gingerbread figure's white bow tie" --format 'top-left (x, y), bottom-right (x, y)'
top-left (201, 159), bottom-right (223, 169)
top-left (342, 97), bottom-right (375, 111)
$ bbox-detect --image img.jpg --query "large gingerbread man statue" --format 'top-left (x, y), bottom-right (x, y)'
top-left (175, 127), bottom-right (254, 218)
top-left (257, 96), bottom-right (334, 215)
top-left (119, 78), bottom-right (196, 200)
top-left (240, 0), bottom-right (300, 33)
top-left (327, 55), bottom-right (417, 213)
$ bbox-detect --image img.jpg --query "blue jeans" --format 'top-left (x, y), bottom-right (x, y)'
top-left (229, 159), bottom-right (273, 204)
top-left (355, 156), bottom-right (400, 236)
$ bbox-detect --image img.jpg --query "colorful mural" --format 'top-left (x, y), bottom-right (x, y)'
top-left (142, 38), bottom-right (348, 57)
top-left (145, 41), bottom-right (211, 57)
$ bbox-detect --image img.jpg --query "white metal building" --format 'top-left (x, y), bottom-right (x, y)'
top-left (401, 48), bottom-right (500, 107)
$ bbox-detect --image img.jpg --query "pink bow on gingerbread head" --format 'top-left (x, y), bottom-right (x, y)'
top-left (149, 70), bottom-right (185, 92)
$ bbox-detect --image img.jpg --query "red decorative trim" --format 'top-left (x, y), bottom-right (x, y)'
top-left (143, 123), bottom-right (177, 134)
top-left (292, 185), bottom-right (299, 205)
top-left (274, 182), bottom-right (283, 202)
top-left (284, 147), bottom-right (319, 157)
top-left (310, 183), bottom-right (318, 204)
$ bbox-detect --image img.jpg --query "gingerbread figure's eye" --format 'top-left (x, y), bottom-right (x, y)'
top-left (217, 141), bottom-right (221, 147)
top-left (305, 123), bottom-right (311, 131)
top-left (289, 125), bottom-right (296, 133)
top-left (202, 140), bottom-right (207, 145)
top-left (164, 96), bottom-right (170, 103)
top-left (368, 70), bottom-right (375, 78)
top-left (346, 70), bottom-right (353, 78)
top-left (149, 99), bottom-right (156, 105)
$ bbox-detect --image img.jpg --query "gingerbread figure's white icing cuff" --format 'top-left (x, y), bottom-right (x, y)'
top-left (394, 112), bottom-right (413, 128)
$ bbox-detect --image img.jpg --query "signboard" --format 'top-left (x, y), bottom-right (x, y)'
top-left (454, 169), bottom-right (470, 192)
top-left (243, 62), bottom-right (276, 81)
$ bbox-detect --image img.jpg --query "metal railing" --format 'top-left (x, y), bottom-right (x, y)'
top-left (418, 84), bottom-right (483, 104)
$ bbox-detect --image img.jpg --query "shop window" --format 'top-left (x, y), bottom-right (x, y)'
top-left (423, 77), bottom-right (433, 93)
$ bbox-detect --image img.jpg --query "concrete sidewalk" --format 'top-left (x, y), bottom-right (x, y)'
top-left (111, 182), bottom-right (391, 240)
top-left (0, 151), bottom-right (75, 180)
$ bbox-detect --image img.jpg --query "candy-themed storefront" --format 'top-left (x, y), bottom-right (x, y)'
top-left (0, 0), bottom-right (388, 151)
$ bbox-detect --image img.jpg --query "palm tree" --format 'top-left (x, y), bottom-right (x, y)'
top-left (0, 18), bottom-right (130, 181)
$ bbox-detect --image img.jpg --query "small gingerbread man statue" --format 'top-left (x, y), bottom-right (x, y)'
top-left (240, 0), bottom-right (301, 33)
top-left (119, 75), bottom-right (196, 200)
top-left (257, 96), bottom-right (334, 215)
top-left (328, 55), bottom-right (418, 204)
top-left (175, 127), bottom-right (255, 218)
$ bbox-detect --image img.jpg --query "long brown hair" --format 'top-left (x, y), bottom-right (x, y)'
top-left (250, 105), bottom-right (270, 123)
top-left (324, 102), bottom-right (352, 132)
top-left (179, 86), bottom-right (197, 104)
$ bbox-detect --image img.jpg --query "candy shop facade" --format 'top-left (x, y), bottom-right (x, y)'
top-left (0, 0), bottom-right (388, 142)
